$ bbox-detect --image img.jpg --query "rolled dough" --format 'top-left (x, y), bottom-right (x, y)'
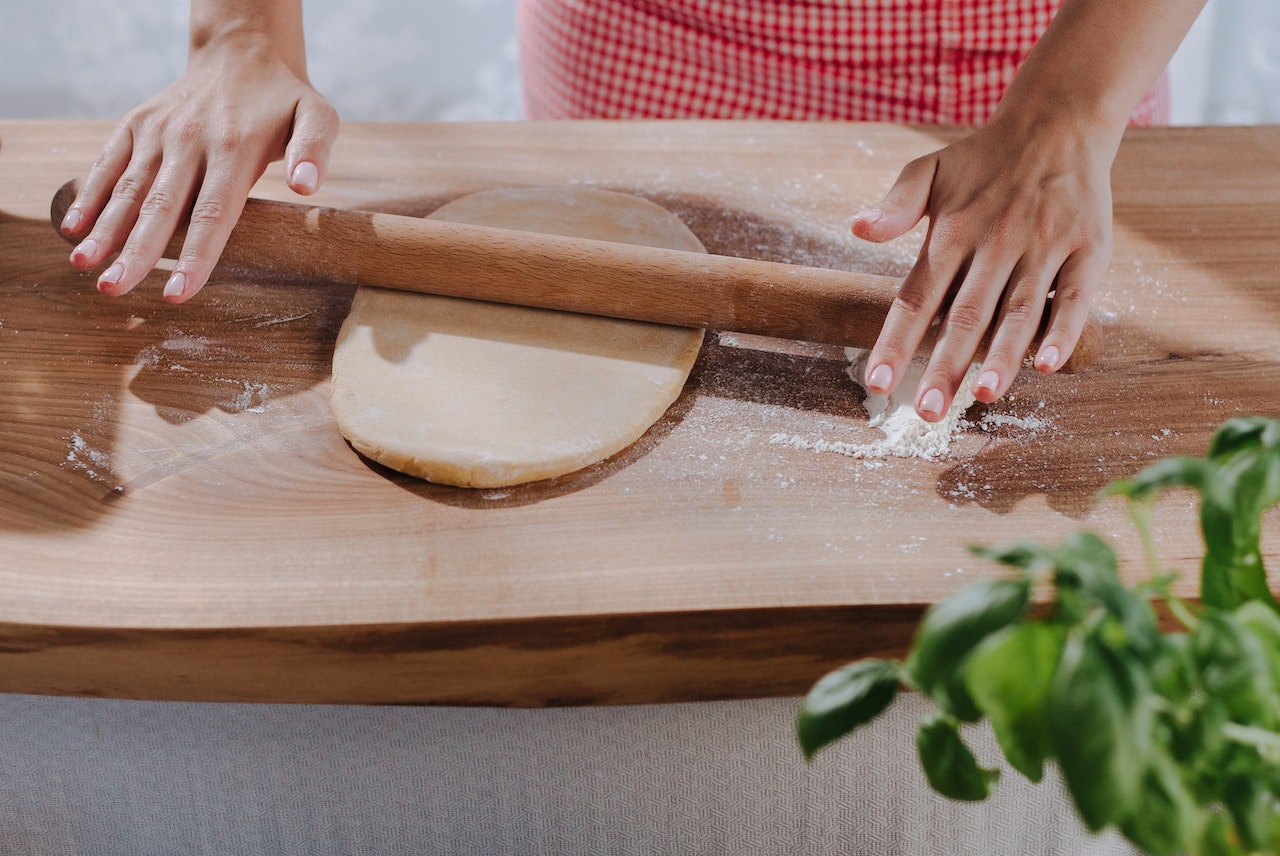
top-left (330, 186), bottom-right (706, 488)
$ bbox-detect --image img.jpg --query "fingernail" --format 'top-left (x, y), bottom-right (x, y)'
top-left (975, 369), bottom-right (1000, 395)
top-left (1035, 345), bottom-right (1061, 372)
top-left (851, 208), bottom-right (883, 238)
top-left (866, 363), bottom-right (893, 391)
top-left (291, 161), bottom-right (319, 194)
top-left (853, 208), bottom-right (883, 224)
top-left (97, 263), bottom-right (123, 290)
top-left (71, 238), bottom-right (99, 264)
top-left (61, 208), bottom-right (82, 234)
top-left (919, 387), bottom-right (945, 417)
top-left (163, 271), bottom-right (186, 299)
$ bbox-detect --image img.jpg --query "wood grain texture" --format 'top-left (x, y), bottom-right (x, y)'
top-left (49, 179), bottom-right (1101, 370)
top-left (1, 120), bottom-right (1277, 705)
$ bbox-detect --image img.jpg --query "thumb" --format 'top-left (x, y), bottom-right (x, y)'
top-left (284, 94), bottom-right (341, 196)
top-left (851, 153), bottom-right (936, 243)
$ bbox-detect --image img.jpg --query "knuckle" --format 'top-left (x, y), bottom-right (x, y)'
top-left (310, 99), bottom-right (341, 128)
top-left (899, 153), bottom-right (936, 183)
top-left (169, 117), bottom-right (206, 147)
top-left (891, 286), bottom-right (934, 318)
top-left (984, 324), bottom-right (1037, 365)
top-left (138, 190), bottom-right (178, 220)
top-left (1052, 285), bottom-right (1093, 312)
top-left (111, 175), bottom-right (149, 205)
top-left (986, 218), bottom-right (1025, 254)
top-left (188, 196), bottom-right (231, 230)
top-left (940, 302), bottom-right (987, 337)
top-left (1001, 292), bottom-right (1043, 325)
top-left (90, 150), bottom-right (118, 174)
top-left (209, 125), bottom-right (246, 156)
top-left (981, 344), bottom-right (1017, 368)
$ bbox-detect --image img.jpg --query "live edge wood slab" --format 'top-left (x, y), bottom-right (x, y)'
top-left (0, 120), bottom-right (1277, 707)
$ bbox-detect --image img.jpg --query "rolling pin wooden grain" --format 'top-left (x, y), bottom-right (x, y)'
top-left (51, 179), bottom-right (1101, 371)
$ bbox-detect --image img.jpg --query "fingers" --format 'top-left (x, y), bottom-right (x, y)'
top-left (969, 258), bottom-right (1058, 403)
top-left (862, 224), bottom-right (961, 403)
top-left (851, 154), bottom-right (936, 243)
top-left (161, 168), bottom-right (257, 303)
top-left (64, 42), bottom-right (342, 302)
top-left (164, 99), bottom-right (340, 304)
top-left (284, 96), bottom-right (340, 196)
top-left (63, 123), bottom-right (135, 260)
top-left (1032, 242), bottom-right (1109, 374)
top-left (69, 127), bottom-right (262, 299)
top-left (867, 241), bottom-right (1106, 422)
top-left (89, 155), bottom-right (205, 298)
top-left (914, 253), bottom-right (1021, 417)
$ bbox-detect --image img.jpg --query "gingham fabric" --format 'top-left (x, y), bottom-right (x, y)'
top-left (518, 0), bottom-right (1170, 125)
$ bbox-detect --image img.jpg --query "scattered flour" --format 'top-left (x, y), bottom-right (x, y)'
top-left (979, 411), bottom-right (1051, 432)
top-left (849, 348), bottom-right (980, 459)
top-left (768, 349), bottom-right (978, 460)
top-left (65, 430), bottom-right (112, 482)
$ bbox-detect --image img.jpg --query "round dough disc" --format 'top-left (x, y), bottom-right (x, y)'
top-left (330, 186), bottom-right (706, 488)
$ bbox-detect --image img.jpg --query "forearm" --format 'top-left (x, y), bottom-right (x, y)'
top-left (189, 0), bottom-right (308, 80)
top-left (994, 0), bottom-right (1206, 141)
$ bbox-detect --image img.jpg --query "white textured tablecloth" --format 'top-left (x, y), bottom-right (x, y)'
top-left (0, 692), bottom-right (1135, 856)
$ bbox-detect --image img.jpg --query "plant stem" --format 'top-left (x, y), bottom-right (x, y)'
top-left (1222, 722), bottom-right (1280, 762)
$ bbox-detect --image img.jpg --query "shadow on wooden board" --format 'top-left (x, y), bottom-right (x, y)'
top-left (0, 209), bottom-right (351, 533)
top-left (2, 166), bottom-right (1275, 532)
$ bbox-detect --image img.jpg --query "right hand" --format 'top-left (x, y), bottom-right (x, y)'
top-left (59, 27), bottom-right (339, 303)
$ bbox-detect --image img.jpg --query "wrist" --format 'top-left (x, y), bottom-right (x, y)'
top-left (189, 1), bottom-right (307, 79)
top-left (986, 88), bottom-right (1127, 166)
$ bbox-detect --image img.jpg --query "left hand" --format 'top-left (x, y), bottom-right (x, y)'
top-left (853, 113), bottom-right (1119, 421)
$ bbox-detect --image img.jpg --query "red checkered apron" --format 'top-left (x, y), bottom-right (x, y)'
top-left (517, 0), bottom-right (1169, 125)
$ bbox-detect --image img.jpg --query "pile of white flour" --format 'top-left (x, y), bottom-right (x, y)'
top-left (770, 348), bottom-right (979, 461)
top-left (846, 347), bottom-right (979, 458)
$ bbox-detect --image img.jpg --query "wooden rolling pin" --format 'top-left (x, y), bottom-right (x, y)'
top-left (52, 179), bottom-right (1101, 371)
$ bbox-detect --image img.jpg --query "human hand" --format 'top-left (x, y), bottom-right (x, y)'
top-left (853, 116), bottom-right (1120, 421)
top-left (59, 26), bottom-right (339, 303)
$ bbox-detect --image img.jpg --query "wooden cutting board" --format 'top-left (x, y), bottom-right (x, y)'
top-left (0, 120), bottom-right (1277, 706)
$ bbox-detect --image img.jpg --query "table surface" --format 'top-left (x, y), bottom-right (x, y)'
top-left (1, 120), bottom-right (1277, 706)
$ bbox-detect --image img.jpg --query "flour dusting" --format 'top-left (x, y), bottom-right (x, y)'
top-left (770, 348), bottom-right (980, 460)
top-left (65, 430), bottom-right (113, 482)
top-left (853, 348), bottom-right (980, 459)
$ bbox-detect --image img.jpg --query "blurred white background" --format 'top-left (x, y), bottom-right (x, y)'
top-left (1, 0), bottom-right (1278, 125)
top-left (1, 3), bottom-right (1276, 855)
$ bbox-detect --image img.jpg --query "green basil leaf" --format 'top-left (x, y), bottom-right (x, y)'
top-left (1192, 610), bottom-right (1277, 726)
top-left (1051, 532), bottom-right (1159, 652)
top-left (1105, 455), bottom-right (1211, 503)
top-left (1104, 417), bottom-right (1280, 614)
top-left (1206, 416), bottom-right (1280, 461)
top-left (1224, 774), bottom-right (1275, 853)
top-left (1116, 752), bottom-right (1205, 856)
top-left (964, 621), bottom-right (1066, 782)
top-left (1199, 419), bottom-right (1280, 611)
top-left (1049, 633), bottom-right (1152, 831)
top-left (968, 541), bottom-right (1053, 573)
top-left (1147, 633), bottom-right (1196, 706)
top-left (1196, 811), bottom-right (1247, 856)
top-left (906, 578), bottom-right (1031, 720)
top-left (915, 713), bottom-right (999, 802)
top-left (796, 659), bottom-right (900, 760)
top-left (1235, 600), bottom-right (1280, 700)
